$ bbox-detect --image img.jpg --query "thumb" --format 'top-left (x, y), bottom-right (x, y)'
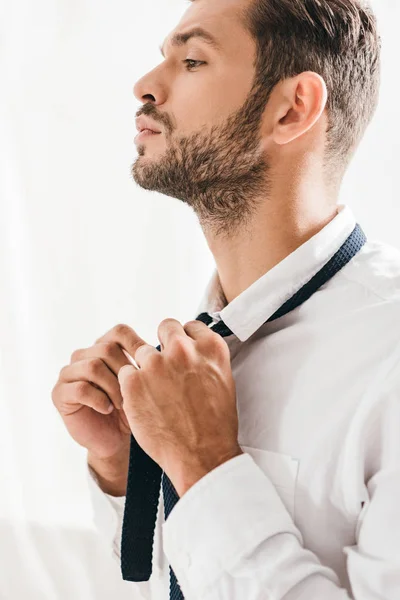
top-left (118, 364), bottom-right (137, 389)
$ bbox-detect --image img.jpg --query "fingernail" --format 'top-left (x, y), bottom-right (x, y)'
top-left (107, 403), bottom-right (114, 413)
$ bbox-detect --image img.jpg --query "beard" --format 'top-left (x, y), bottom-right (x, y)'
top-left (131, 81), bottom-right (272, 239)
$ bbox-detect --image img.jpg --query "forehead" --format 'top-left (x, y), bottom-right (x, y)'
top-left (181, 0), bottom-right (245, 24)
top-left (162, 0), bottom-right (254, 57)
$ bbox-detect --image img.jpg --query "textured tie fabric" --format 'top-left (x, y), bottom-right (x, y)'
top-left (162, 472), bottom-right (184, 599)
top-left (120, 223), bottom-right (367, 599)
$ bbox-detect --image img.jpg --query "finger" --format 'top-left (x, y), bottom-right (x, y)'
top-left (59, 358), bottom-right (124, 410)
top-left (70, 342), bottom-right (133, 378)
top-left (183, 319), bottom-right (229, 361)
top-left (95, 323), bottom-right (149, 366)
top-left (53, 380), bottom-right (115, 415)
top-left (133, 344), bottom-right (160, 368)
top-left (118, 364), bottom-right (139, 389)
top-left (183, 319), bottom-right (215, 341)
top-left (121, 348), bottom-right (140, 370)
top-left (157, 318), bottom-right (187, 350)
top-left (118, 365), bottom-right (144, 407)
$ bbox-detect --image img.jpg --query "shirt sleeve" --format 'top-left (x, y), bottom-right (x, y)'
top-left (86, 462), bottom-right (127, 565)
top-left (85, 461), bottom-right (170, 600)
top-left (162, 392), bottom-right (400, 600)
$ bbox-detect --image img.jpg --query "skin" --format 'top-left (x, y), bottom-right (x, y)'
top-left (59, 0), bottom-right (349, 498)
top-left (116, 319), bottom-right (244, 498)
top-left (118, 0), bottom-right (337, 496)
top-left (131, 0), bottom-right (340, 305)
top-left (116, 0), bottom-right (345, 496)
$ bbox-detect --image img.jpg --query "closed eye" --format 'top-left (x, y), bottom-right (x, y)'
top-left (183, 59), bottom-right (206, 71)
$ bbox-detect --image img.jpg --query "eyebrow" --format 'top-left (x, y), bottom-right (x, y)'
top-left (159, 27), bottom-right (222, 58)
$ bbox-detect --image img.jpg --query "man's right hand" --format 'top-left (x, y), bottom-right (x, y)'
top-left (51, 324), bottom-right (152, 494)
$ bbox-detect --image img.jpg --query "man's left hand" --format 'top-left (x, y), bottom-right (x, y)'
top-left (117, 318), bottom-right (243, 497)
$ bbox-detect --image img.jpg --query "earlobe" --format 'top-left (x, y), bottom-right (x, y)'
top-left (272, 72), bottom-right (328, 146)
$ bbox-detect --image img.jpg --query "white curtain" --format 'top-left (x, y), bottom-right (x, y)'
top-left (0, 0), bottom-right (398, 598)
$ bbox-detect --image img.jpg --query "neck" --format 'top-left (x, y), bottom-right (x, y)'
top-left (201, 172), bottom-right (340, 305)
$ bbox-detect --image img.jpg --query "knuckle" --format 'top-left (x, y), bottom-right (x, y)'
top-left (113, 323), bottom-right (130, 337)
top-left (213, 336), bottom-right (229, 358)
top-left (70, 348), bottom-right (83, 363)
top-left (168, 337), bottom-right (193, 366)
top-left (201, 334), bottom-right (227, 357)
top-left (170, 336), bottom-right (190, 355)
top-left (212, 333), bottom-right (227, 350)
top-left (58, 365), bottom-right (68, 380)
top-left (87, 358), bottom-right (103, 376)
top-left (101, 341), bottom-right (118, 357)
top-left (76, 381), bottom-right (90, 398)
top-left (213, 343), bottom-right (229, 363)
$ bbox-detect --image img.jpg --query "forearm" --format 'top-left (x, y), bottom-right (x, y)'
top-left (87, 447), bottom-right (130, 497)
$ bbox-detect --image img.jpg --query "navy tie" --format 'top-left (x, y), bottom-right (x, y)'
top-left (120, 223), bottom-right (367, 599)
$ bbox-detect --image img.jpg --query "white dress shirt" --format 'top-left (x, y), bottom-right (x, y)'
top-left (86, 203), bottom-right (400, 600)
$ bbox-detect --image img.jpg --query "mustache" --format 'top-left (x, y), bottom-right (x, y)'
top-left (136, 105), bottom-right (173, 135)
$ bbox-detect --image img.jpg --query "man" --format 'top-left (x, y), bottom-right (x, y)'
top-left (52, 0), bottom-right (400, 598)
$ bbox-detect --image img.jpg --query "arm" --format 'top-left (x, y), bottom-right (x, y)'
top-left (163, 453), bottom-right (352, 599)
top-left (162, 394), bottom-right (400, 600)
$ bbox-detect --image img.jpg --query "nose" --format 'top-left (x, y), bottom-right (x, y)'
top-left (133, 66), bottom-right (166, 106)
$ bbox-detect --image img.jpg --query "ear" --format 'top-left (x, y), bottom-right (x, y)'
top-left (272, 71), bottom-right (328, 146)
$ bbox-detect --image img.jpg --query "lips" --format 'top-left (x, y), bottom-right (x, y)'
top-left (135, 116), bottom-right (162, 134)
top-left (134, 129), bottom-right (161, 144)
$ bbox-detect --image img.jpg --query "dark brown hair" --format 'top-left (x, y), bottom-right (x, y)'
top-left (188, 0), bottom-right (381, 180)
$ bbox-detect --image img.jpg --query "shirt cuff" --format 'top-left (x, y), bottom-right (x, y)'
top-left (162, 451), bottom-right (301, 598)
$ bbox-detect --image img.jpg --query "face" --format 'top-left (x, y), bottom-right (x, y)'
top-left (131, 0), bottom-right (272, 238)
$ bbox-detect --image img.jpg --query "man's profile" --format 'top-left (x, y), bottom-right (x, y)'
top-left (54, 1), bottom-right (400, 599)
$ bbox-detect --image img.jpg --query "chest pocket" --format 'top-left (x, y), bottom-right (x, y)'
top-left (240, 445), bottom-right (300, 520)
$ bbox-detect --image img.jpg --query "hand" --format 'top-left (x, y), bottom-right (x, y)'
top-left (51, 324), bottom-right (152, 462)
top-left (117, 318), bottom-right (243, 496)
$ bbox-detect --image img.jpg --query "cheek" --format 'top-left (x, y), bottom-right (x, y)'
top-left (172, 88), bottom-right (240, 133)
top-left (170, 63), bottom-right (253, 133)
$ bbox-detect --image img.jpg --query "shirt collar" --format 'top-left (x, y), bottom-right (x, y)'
top-left (195, 203), bottom-right (357, 342)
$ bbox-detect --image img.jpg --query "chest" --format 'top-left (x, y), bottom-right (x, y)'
top-left (228, 317), bottom-right (380, 583)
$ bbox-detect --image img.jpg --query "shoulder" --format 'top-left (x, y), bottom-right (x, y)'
top-left (340, 239), bottom-right (400, 303)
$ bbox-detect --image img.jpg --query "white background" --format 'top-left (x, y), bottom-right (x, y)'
top-left (0, 0), bottom-right (398, 597)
